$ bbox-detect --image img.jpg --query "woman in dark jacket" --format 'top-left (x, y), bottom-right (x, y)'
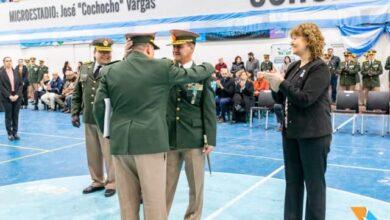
top-left (230, 56), bottom-right (245, 75)
top-left (15, 59), bottom-right (29, 109)
top-left (265, 23), bottom-right (332, 220)
top-left (0, 57), bottom-right (23, 140)
top-left (232, 69), bottom-right (254, 123)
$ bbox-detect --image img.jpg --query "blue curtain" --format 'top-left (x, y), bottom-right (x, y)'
top-left (386, 24), bottom-right (390, 37)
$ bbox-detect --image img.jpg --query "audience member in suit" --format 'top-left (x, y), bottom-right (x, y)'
top-left (232, 69), bottom-right (254, 123)
top-left (0, 57), bottom-right (23, 141)
top-left (215, 68), bottom-right (235, 122)
top-left (32, 73), bottom-right (50, 111)
top-left (15, 59), bottom-right (29, 109)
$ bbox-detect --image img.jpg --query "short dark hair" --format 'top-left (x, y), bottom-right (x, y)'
top-left (248, 52), bottom-right (254, 56)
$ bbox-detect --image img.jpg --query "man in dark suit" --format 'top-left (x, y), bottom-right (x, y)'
top-left (215, 68), bottom-right (235, 123)
top-left (0, 57), bottom-right (23, 141)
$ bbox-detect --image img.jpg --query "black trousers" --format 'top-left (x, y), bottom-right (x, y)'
top-left (3, 98), bottom-right (21, 136)
top-left (21, 85), bottom-right (29, 106)
top-left (34, 91), bottom-right (45, 107)
top-left (283, 134), bottom-right (331, 220)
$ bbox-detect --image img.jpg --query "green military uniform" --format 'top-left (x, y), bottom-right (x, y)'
top-left (28, 58), bottom-right (39, 83)
top-left (353, 54), bottom-right (361, 84)
top-left (325, 54), bottom-right (336, 74)
top-left (72, 61), bottom-right (101, 124)
top-left (93, 33), bottom-right (214, 220)
top-left (337, 60), bottom-right (360, 86)
top-left (94, 53), bottom-right (214, 155)
top-left (165, 30), bottom-right (217, 220)
top-left (361, 59), bottom-right (383, 88)
top-left (37, 60), bottom-right (49, 82)
top-left (385, 56), bottom-right (390, 84)
top-left (167, 65), bottom-right (216, 149)
top-left (71, 38), bottom-right (116, 195)
top-left (260, 54), bottom-right (273, 72)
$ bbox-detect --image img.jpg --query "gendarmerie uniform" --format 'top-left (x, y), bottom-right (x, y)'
top-left (28, 57), bottom-right (39, 98)
top-left (337, 51), bottom-right (359, 91)
top-left (385, 56), bottom-right (390, 89)
top-left (165, 30), bottom-right (217, 220)
top-left (71, 38), bottom-right (116, 197)
top-left (361, 49), bottom-right (383, 103)
top-left (37, 60), bottom-right (49, 83)
top-left (93, 33), bottom-right (214, 220)
top-left (260, 54), bottom-right (273, 72)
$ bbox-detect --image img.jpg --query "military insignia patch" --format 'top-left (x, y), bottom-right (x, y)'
top-left (186, 83), bottom-right (204, 91)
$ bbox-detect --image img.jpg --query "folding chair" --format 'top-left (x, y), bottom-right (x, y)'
top-left (332, 91), bottom-right (359, 135)
top-left (249, 90), bottom-right (275, 129)
top-left (361, 91), bottom-right (390, 137)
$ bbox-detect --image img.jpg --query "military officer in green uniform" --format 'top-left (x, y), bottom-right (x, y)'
top-left (361, 49), bottom-right (383, 103)
top-left (71, 38), bottom-right (116, 198)
top-left (351, 54), bottom-right (364, 104)
top-left (385, 55), bottom-right (390, 90)
top-left (323, 52), bottom-right (336, 73)
top-left (337, 51), bottom-right (359, 91)
top-left (37, 60), bottom-right (49, 83)
top-left (93, 33), bottom-right (214, 220)
top-left (28, 57), bottom-right (39, 103)
top-left (165, 30), bottom-right (217, 220)
top-left (260, 54), bottom-right (273, 72)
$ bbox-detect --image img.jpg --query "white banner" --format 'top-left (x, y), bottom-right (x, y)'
top-left (0, 0), bottom-right (388, 45)
top-left (0, 0), bottom-right (357, 31)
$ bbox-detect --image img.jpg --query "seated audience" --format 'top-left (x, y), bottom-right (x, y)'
top-left (253, 71), bottom-right (270, 99)
top-left (232, 70), bottom-right (254, 123)
top-left (230, 56), bottom-right (245, 75)
top-left (215, 68), bottom-right (235, 123)
top-left (55, 71), bottom-right (76, 113)
top-left (32, 74), bottom-right (50, 111)
top-left (41, 72), bottom-right (63, 112)
top-left (215, 58), bottom-right (227, 78)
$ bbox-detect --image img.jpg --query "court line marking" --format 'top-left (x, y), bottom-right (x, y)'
top-left (214, 151), bottom-right (282, 161)
top-left (214, 152), bottom-right (390, 172)
top-left (0, 142), bottom-right (85, 165)
top-left (204, 165), bottom-right (285, 220)
top-left (0, 130), bottom-right (85, 141)
top-left (0, 143), bottom-right (48, 152)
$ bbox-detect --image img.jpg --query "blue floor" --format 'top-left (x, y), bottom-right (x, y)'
top-left (0, 108), bottom-right (389, 219)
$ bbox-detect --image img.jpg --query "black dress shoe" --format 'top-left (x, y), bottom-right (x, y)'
top-left (104, 189), bottom-right (116, 197)
top-left (8, 135), bottom-right (15, 141)
top-left (82, 186), bottom-right (105, 194)
top-left (13, 134), bottom-right (20, 140)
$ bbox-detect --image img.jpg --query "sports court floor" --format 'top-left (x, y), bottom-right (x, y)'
top-left (0, 108), bottom-right (389, 219)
